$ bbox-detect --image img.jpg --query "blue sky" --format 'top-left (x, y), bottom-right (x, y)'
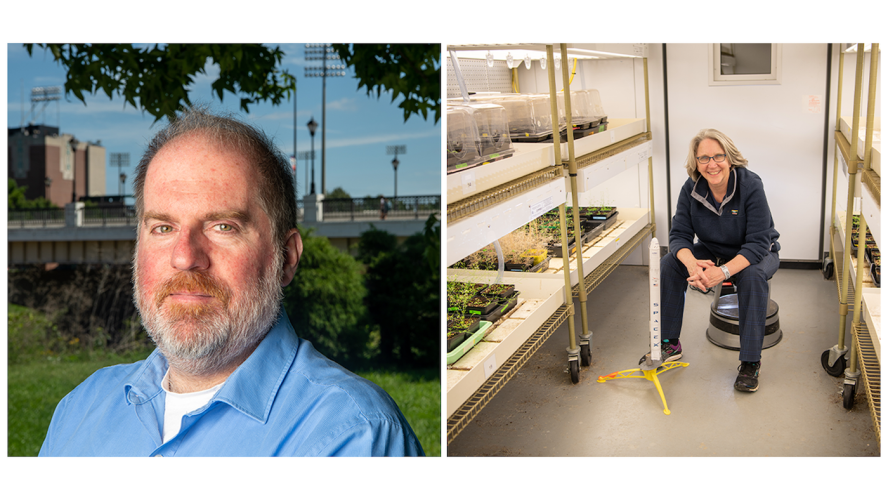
top-left (6, 43), bottom-right (441, 199)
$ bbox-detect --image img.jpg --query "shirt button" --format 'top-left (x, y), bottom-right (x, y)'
top-left (130, 395), bottom-right (140, 403)
top-left (154, 454), bottom-right (163, 457)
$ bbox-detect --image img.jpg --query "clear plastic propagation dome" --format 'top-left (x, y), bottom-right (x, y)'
top-left (457, 102), bottom-right (514, 157)
top-left (446, 106), bottom-right (482, 171)
top-left (481, 94), bottom-right (553, 139)
top-left (557, 90), bottom-right (606, 128)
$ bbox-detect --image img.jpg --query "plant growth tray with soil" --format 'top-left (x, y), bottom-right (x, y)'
top-left (476, 291), bottom-right (520, 323)
top-left (446, 315), bottom-right (481, 352)
top-left (446, 320), bottom-right (493, 364)
top-left (480, 283), bottom-right (516, 299)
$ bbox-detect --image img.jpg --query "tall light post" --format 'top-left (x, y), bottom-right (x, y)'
top-left (307, 117), bottom-right (318, 195)
top-left (387, 145), bottom-right (406, 199)
top-left (110, 152), bottom-right (129, 197)
top-left (293, 75), bottom-right (299, 174)
top-left (305, 43), bottom-right (347, 195)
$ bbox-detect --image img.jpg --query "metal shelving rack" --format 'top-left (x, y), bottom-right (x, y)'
top-left (446, 43), bottom-right (656, 443)
top-left (822, 43), bottom-right (880, 442)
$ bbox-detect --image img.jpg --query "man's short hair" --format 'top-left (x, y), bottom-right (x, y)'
top-left (133, 105), bottom-right (298, 254)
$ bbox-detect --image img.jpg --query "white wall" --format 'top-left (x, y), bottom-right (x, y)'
top-left (665, 44), bottom-right (830, 261)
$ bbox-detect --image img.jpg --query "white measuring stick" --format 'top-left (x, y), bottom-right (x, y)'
top-left (650, 238), bottom-right (661, 362)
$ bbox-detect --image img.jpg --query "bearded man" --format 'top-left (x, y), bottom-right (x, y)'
top-left (39, 107), bottom-right (424, 457)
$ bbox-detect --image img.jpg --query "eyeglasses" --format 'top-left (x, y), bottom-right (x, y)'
top-left (696, 154), bottom-right (727, 164)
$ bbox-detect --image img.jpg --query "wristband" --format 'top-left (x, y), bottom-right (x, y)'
top-left (719, 264), bottom-right (731, 280)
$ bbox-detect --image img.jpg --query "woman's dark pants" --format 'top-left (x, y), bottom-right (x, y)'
top-left (660, 242), bottom-right (779, 362)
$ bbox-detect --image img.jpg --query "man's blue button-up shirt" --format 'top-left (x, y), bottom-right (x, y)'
top-left (39, 311), bottom-right (424, 457)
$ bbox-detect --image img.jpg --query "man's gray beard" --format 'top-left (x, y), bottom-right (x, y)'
top-left (133, 250), bottom-right (284, 376)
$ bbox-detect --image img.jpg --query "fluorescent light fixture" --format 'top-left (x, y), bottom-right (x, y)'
top-left (452, 49), bottom-right (602, 61)
top-left (567, 48), bottom-right (641, 58)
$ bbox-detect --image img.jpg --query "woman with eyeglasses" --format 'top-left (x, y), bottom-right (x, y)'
top-left (640, 128), bottom-right (780, 392)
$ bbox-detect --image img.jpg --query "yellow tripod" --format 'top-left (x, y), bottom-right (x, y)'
top-left (597, 355), bottom-right (688, 415)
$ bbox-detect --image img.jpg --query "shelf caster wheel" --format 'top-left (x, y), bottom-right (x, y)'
top-left (580, 344), bottom-right (591, 367)
top-left (569, 359), bottom-right (580, 384)
top-left (842, 383), bottom-right (855, 410)
top-left (821, 350), bottom-right (845, 377)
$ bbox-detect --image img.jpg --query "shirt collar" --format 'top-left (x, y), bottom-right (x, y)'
top-left (123, 309), bottom-right (299, 424)
top-left (691, 168), bottom-right (737, 215)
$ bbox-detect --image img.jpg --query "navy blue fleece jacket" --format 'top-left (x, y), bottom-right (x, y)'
top-left (669, 167), bottom-right (780, 265)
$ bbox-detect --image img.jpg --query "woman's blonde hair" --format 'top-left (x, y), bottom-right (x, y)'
top-left (684, 128), bottom-right (748, 180)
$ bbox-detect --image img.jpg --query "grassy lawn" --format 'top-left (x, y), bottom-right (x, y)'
top-left (8, 356), bottom-right (440, 457)
top-left (359, 369), bottom-right (441, 457)
top-left (7, 350), bottom-right (152, 457)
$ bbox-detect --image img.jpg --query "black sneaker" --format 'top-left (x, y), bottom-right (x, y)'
top-left (734, 361), bottom-right (761, 392)
top-left (638, 339), bottom-right (682, 365)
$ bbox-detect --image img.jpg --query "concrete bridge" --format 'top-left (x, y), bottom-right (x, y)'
top-left (7, 194), bottom-right (440, 265)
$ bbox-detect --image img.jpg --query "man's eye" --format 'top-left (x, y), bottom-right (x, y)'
top-left (154, 225), bottom-right (173, 234)
top-left (217, 223), bottom-right (233, 232)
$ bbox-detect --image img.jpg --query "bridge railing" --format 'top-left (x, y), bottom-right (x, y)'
top-left (7, 208), bottom-right (67, 228)
top-left (81, 206), bottom-right (138, 227)
top-left (321, 195), bottom-right (441, 221)
top-left (9, 195), bottom-right (441, 227)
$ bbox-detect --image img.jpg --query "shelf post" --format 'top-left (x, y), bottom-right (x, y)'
top-left (829, 50), bottom-right (845, 265)
top-left (560, 43), bottom-right (591, 357)
top-left (545, 44), bottom-right (576, 348)
top-left (862, 44), bottom-right (878, 172)
top-left (846, 43), bottom-right (878, 383)
top-left (837, 44), bottom-right (866, 352)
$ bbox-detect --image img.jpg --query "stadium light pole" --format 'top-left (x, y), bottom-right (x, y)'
top-left (304, 43), bottom-right (347, 195)
top-left (109, 152), bottom-right (129, 197)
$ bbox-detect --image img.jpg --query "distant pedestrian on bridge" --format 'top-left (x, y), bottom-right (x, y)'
top-left (380, 196), bottom-right (390, 220)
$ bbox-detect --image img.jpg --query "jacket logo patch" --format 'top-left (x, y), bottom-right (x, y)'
top-left (731, 210), bottom-right (739, 216)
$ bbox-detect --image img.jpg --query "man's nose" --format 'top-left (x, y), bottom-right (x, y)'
top-left (170, 228), bottom-right (210, 271)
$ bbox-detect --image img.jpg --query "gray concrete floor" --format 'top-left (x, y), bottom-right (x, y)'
top-left (447, 266), bottom-right (880, 457)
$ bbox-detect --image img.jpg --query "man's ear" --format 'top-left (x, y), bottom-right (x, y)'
top-left (281, 228), bottom-right (302, 287)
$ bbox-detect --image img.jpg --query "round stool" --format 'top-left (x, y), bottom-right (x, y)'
top-left (706, 280), bottom-right (782, 351)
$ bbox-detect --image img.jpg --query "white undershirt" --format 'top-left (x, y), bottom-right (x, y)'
top-left (161, 369), bottom-right (224, 444)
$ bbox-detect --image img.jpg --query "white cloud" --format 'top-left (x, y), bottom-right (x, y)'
top-left (325, 97), bottom-right (357, 111)
top-left (325, 128), bottom-right (440, 149)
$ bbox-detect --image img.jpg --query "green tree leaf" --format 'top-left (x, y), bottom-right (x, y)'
top-left (332, 44), bottom-right (441, 124)
top-left (23, 43), bottom-right (295, 123)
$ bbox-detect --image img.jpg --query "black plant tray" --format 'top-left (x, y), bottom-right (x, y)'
top-left (867, 247), bottom-right (880, 265)
top-left (447, 315), bottom-right (480, 338)
top-left (865, 246), bottom-right (880, 263)
top-left (591, 210), bottom-right (619, 230)
top-left (480, 283), bottom-right (515, 299)
top-left (505, 256), bottom-right (551, 273)
top-left (510, 130), bottom-right (553, 143)
top-left (581, 221), bottom-right (604, 243)
top-left (547, 238), bottom-right (577, 258)
top-left (446, 329), bottom-right (467, 352)
top-left (477, 291), bottom-right (520, 323)
top-left (567, 127), bottom-right (597, 140)
top-left (530, 256), bottom-right (551, 273)
top-left (466, 297), bottom-right (499, 316)
top-left (505, 257), bottom-right (535, 272)
top-left (872, 264), bottom-right (881, 288)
